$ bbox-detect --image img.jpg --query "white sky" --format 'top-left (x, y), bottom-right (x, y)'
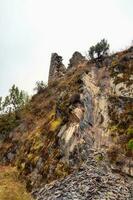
top-left (0, 0), bottom-right (133, 97)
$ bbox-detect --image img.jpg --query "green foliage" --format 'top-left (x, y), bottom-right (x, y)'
top-left (0, 113), bottom-right (18, 138)
top-left (0, 96), bottom-right (2, 112)
top-left (89, 39), bottom-right (109, 59)
top-left (127, 139), bottom-right (133, 150)
top-left (127, 128), bottom-right (133, 136)
top-left (0, 85), bottom-right (29, 138)
top-left (34, 81), bottom-right (47, 94)
top-left (2, 85), bottom-right (29, 113)
top-left (89, 46), bottom-right (95, 59)
top-left (95, 153), bottom-right (104, 162)
top-left (55, 162), bottom-right (69, 178)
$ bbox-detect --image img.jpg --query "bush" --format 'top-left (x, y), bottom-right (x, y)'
top-left (0, 113), bottom-right (19, 140)
top-left (34, 81), bottom-right (47, 94)
top-left (127, 139), bottom-right (133, 150)
top-left (2, 85), bottom-right (29, 113)
top-left (0, 85), bottom-right (29, 139)
top-left (89, 39), bottom-right (109, 59)
top-left (127, 127), bottom-right (133, 137)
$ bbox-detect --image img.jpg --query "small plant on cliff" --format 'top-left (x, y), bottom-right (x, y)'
top-left (89, 39), bottom-right (109, 59)
top-left (127, 127), bottom-right (133, 137)
top-left (34, 81), bottom-right (47, 94)
top-left (89, 46), bottom-right (95, 60)
top-left (127, 139), bottom-right (133, 150)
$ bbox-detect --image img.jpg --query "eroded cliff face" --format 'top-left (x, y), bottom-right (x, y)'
top-left (32, 53), bottom-right (133, 199)
top-left (0, 48), bottom-right (133, 198)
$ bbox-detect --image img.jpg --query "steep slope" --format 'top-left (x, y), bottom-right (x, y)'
top-left (0, 48), bottom-right (133, 199)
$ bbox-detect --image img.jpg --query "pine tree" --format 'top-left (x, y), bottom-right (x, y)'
top-left (89, 39), bottom-right (109, 59)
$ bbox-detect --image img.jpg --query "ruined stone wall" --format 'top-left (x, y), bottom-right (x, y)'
top-left (48, 53), bottom-right (66, 83)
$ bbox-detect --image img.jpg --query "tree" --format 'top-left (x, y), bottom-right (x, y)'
top-left (89, 46), bottom-right (95, 59)
top-left (2, 85), bottom-right (29, 113)
top-left (0, 97), bottom-right (2, 112)
top-left (0, 85), bottom-right (29, 137)
top-left (95, 42), bottom-right (102, 58)
top-left (2, 96), bottom-right (10, 113)
top-left (95, 39), bottom-right (109, 58)
top-left (34, 81), bottom-right (47, 94)
top-left (89, 39), bottom-right (109, 59)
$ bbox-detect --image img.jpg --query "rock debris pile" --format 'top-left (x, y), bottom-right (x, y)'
top-left (32, 149), bottom-right (133, 200)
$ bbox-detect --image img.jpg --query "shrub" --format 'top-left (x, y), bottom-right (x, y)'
top-left (89, 46), bottom-right (95, 59)
top-left (127, 128), bottom-right (133, 137)
top-left (0, 85), bottom-right (29, 139)
top-left (88, 39), bottom-right (109, 60)
top-left (127, 139), bottom-right (133, 150)
top-left (34, 81), bottom-right (47, 94)
top-left (2, 85), bottom-right (29, 114)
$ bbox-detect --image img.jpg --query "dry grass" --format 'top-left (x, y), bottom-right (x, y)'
top-left (0, 166), bottom-right (33, 200)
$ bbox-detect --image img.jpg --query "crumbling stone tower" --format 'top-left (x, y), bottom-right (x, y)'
top-left (68, 51), bottom-right (86, 68)
top-left (48, 53), bottom-right (66, 83)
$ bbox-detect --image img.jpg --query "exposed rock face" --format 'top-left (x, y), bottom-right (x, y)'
top-left (110, 51), bottom-right (133, 98)
top-left (32, 50), bottom-right (133, 198)
top-left (48, 53), bottom-right (66, 83)
top-left (0, 48), bottom-right (133, 199)
top-left (31, 49), bottom-right (133, 199)
top-left (82, 67), bottom-right (110, 149)
top-left (68, 51), bottom-right (87, 68)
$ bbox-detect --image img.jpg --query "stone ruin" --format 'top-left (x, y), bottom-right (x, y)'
top-left (48, 51), bottom-right (87, 83)
top-left (68, 51), bottom-right (86, 68)
top-left (48, 53), bottom-right (66, 83)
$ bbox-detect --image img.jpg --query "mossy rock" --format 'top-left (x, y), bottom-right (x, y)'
top-left (127, 139), bottom-right (133, 150)
top-left (50, 118), bottom-right (62, 132)
top-left (55, 162), bottom-right (69, 178)
top-left (127, 128), bottom-right (133, 137)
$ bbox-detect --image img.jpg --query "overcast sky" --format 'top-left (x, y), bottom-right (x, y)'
top-left (0, 0), bottom-right (133, 97)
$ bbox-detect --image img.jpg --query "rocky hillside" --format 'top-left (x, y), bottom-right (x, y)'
top-left (0, 47), bottom-right (133, 199)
